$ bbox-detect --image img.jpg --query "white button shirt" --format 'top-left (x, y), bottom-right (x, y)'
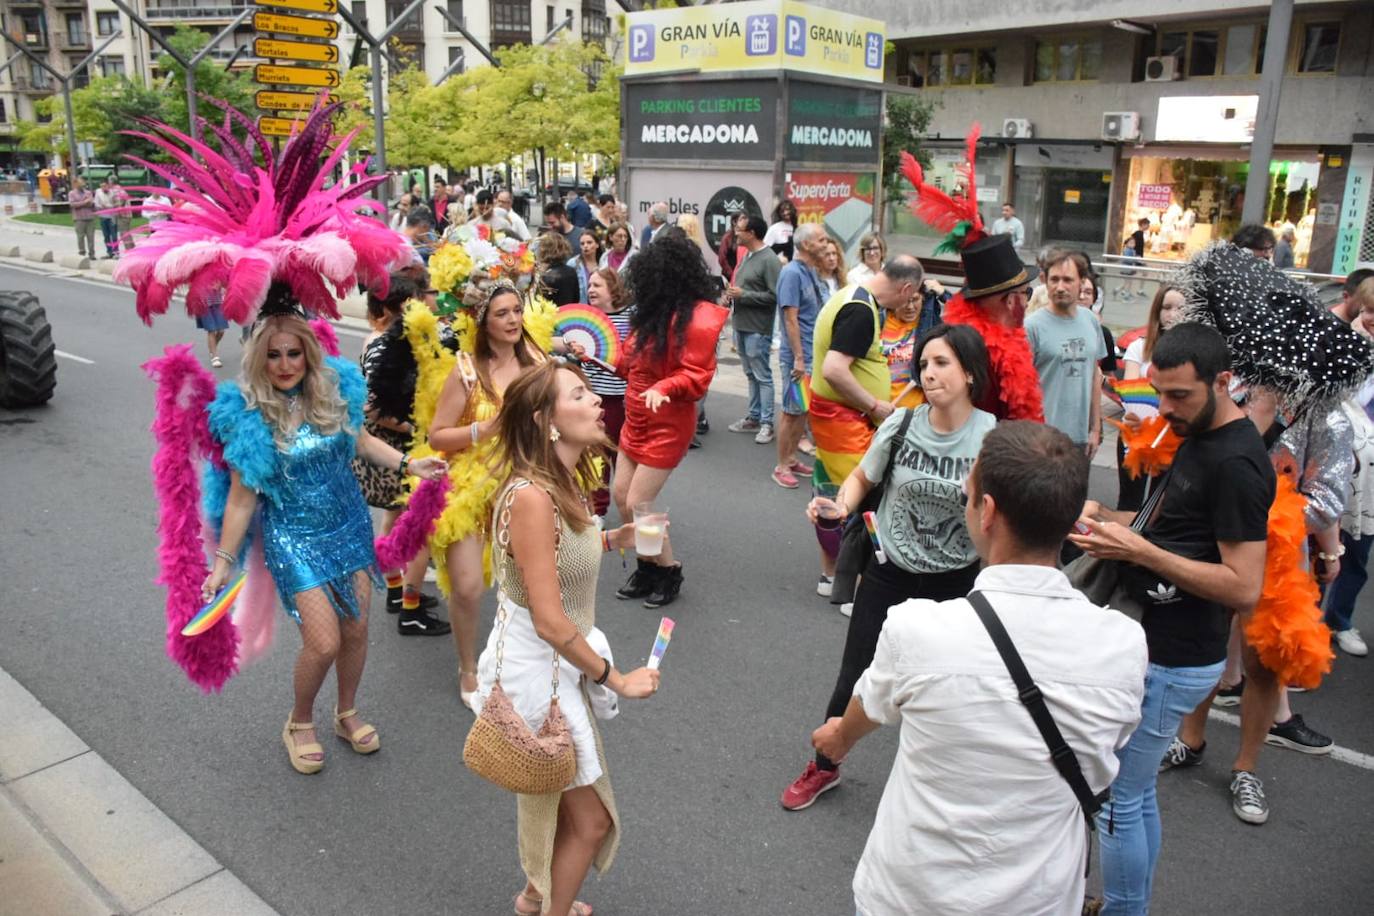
top-left (853, 564), bottom-right (1147, 916)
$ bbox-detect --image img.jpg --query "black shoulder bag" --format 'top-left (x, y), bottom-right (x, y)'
top-left (966, 590), bottom-right (1107, 827)
top-left (829, 407), bottom-right (914, 605)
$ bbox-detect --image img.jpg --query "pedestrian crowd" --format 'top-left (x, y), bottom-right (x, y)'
top-left (125, 106), bottom-right (1374, 916)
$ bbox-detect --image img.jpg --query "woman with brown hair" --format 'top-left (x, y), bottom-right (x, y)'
top-left (582, 267), bottom-right (636, 515)
top-left (476, 360), bottom-right (659, 916)
top-left (598, 221), bottom-right (636, 274)
top-left (427, 286), bottom-right (547, 706)
top-left (539, 231), bottom-right (581, 306)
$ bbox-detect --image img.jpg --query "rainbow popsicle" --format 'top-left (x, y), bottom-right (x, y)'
top-left (647, 616), bottom-right (675, 670)
top-left (182, 571), bottom-right (246, 637)
top-left (863, 511), bottom-right (888, 565)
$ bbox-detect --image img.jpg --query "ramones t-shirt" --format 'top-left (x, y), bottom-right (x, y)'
top-left (1134, 417), bottom-right (1275, 667)
top-left (858, 405), bottom-right (997, 575)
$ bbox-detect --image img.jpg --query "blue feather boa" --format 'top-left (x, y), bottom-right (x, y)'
top-left (202, 356), bottom-right (366, 529)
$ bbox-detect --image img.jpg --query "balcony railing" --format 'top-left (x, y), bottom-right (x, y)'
top-left (53, 0), bottom-right (90, 7)
top-left (22, 32), bottom-right (49, 50)
top-left (59, 33), bottom-right (93, 51)
top-left (11, 77), bottom-right (55, 93)
top-left (145, 2), bottom-right (252, 21)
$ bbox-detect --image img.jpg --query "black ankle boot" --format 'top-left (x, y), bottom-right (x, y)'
top-left (644, 564), bottom-right (683, 609)
top-left (616, 558), bottom-right (660, 600)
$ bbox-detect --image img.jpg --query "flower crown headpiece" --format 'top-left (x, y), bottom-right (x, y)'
top-left (114, 95), bottom-right (411, 325)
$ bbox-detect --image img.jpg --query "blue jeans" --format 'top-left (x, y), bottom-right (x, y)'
top-left (1324, 530), bottom-right (1374, 632)
top-left (99, 217), bottom-right (117, 254)
top-left (736, 330), bottom-right (774, 425)
top-left (1097, 660), bottom-right (1224, 915)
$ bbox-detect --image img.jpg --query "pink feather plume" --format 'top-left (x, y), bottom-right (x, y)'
top-left (374, 476), bottom-right (451, 570)
top-left (231, 534), bottom-right (278, 668)
top-left (308, 318), bottom-right (341, 357)
top-left (144, 345), bottom-right (240, 692)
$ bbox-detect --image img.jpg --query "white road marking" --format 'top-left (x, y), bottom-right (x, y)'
top-left (54, 349), bottom-right (94, 364)
top-left (1208, 708), bottom-right (1374, 771)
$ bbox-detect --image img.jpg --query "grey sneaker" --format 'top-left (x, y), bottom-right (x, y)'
top-left (1158, 737), bottom-right (1205, 772)
top-left (1229, 770), bottom-right (1269, 825)
top-left (754, 423), bottom-right (775, 444)
top-left (728, 417), bottom-right (761, 433)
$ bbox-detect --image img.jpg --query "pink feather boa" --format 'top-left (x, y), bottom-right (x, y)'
top-left (374, 476), bottom-right (451, 570)
top-left (144, 345), bottom-right (240, 692)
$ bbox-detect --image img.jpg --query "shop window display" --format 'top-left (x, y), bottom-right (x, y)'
top-left (1122, 157), bottom-right (1321, 267)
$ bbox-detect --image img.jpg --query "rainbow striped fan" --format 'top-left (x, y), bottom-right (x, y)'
top-left (1112, 377), bottom-right (1160, 412)
top-left (555, 305), bottom-right (622, 368)
top-left (182, 571), bottom-right (246, 637)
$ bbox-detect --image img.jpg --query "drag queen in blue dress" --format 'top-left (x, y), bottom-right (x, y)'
top-left (200, 311), bottom-right (447, 774)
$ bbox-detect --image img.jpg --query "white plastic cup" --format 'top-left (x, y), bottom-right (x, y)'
top-left (633, 502), bottom-right (668, 556)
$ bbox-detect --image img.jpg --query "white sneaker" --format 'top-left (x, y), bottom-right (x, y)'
top-left (1335, 628), bottom-right (1368, 657)
top-left (816, 575), bottom-right (834, 598)
top-left (838, 602), bottom-right (853, 618)
top-left (754, 423), bottom-right (775, 444)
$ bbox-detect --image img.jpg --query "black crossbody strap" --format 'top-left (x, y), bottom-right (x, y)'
top-left (881, 408), bottom-right (914, 486)
top-left (967, 590), bottom-right (1107, 826)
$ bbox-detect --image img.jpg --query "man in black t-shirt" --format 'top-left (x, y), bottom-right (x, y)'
top-left (1068, 323), bottom-right (1273, 912)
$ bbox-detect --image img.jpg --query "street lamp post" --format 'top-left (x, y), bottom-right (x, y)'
top-left (1242, 0), bottom-right (1295, 227)
top-left (0, 29), bottom-right (125, 172)
top-left (107, 0), bottom-right (252, 143)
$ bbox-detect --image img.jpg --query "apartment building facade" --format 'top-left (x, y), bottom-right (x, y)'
top-left (0, 0), bottom-right (617, 167)
top-left (815, 0), bottom-right (1372, 274)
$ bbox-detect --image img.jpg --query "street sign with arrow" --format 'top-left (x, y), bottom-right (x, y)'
top-left (255, 37), bottom-right (339, 63)
top-left (254, 63), bottom-right (340, 87)
top-left (254, 0), bottom-right (338, 14)
top-left (257, 115), bottom-right (307, 137)
top-left (256, 89), bottom-right (338, 112)
top-left (253, 11), bottom-right (339, 40)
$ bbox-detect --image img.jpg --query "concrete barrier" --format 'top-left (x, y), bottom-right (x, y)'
top-left (22, 248), bottom-right (53, 264)
top-left (94, 259), bottom-right (116, 276)
top-left (0, 244), bottom-right (20, 257)
top-left (57, 254), bottom-right (91, 270)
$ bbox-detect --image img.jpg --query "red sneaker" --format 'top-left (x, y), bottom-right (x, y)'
top-left (780, 761), bottom-right (841, 810)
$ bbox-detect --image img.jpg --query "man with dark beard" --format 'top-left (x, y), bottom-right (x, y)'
top-left (1067, 322), bottom-right (1273, 913)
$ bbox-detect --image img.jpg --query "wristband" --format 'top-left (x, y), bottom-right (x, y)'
top-left (601, 529), bottom-right (612, 552)
top-left (470, 421), bottom-right (481, 445)
top-left (594, 658), bottom-right (612, 686)
top-left (214, 548), bottom-right (235, 565)
top-left (398, 453), bottom-right (410, 474)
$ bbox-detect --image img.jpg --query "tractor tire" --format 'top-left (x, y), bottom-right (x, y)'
top-left (0, 290), bottom-right (57, 408)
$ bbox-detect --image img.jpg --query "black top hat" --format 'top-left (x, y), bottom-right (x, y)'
top-left (961, 234), bottom-right (1028, 299)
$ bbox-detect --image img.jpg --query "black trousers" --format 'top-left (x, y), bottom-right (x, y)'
top-left (815, 556), bottom-right (981, 770)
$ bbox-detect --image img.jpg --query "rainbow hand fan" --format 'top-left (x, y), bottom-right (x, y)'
top-left (555, 305), bottom-right (621, 370)
top-left (182, 570), bottom-right (246, 637)
top-left (1112, 377), bottom-right (1160, 413)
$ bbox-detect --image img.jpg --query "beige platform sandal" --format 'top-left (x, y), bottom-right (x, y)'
top-left (282, 717), bottom-right (324, 774)
top-left (333, 707), bottom-right (380, 754)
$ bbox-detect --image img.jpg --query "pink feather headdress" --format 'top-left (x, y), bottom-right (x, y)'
top-left (899, 123), bottom-right (986, 256)
top-left (115, 96), bottom-right (411, 324)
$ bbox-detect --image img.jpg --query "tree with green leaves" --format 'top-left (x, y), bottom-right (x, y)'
top-left (16, 76), bottom-right (168, 163)
top-left (880, 93), bottom-right (936, 227)
top-left (156, 26), bottom-right (257, 133)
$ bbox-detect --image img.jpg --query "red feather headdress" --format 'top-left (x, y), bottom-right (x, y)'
top-left (900, 124), bottom-right (986, 256)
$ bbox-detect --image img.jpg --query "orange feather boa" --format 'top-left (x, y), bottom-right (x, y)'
top-left (1246, 474), bottom-right (1335, 689)
top-left (941, 294), bottom-right (1044, 421)
top-left (1109, 415), bottom-right (1181, 479)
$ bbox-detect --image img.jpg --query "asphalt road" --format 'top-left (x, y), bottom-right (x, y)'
top-left (2, 264), bottom-right (1372, 915)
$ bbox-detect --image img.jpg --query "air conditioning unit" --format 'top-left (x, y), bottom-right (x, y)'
top-left (896, 75), bottom-right (912, 87)
top-left (1102, 111), bottom-right (1142, 142)
top-left (1003, 118), bottom-right (1033, 139)
top-left (1144, 55), bottom-right (1181, 82)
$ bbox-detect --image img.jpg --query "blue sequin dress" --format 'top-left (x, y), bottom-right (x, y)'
top-left (260, 420), bottom-right (382, 623)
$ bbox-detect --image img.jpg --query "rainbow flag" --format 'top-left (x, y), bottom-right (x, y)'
top-left (1112, 377), bottom-right (1160, 412)
top-left (783, 374), bottom-right (812, 415)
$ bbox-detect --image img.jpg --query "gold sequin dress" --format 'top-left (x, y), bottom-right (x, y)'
top-left (475, 480), bottom-right (620, 907)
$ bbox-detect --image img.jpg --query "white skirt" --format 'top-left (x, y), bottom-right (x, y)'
top-left (474, 593), bottom-right (613, 788)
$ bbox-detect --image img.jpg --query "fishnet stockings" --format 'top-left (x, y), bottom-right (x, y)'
top-left (289, 574), bottom-right (372, 754)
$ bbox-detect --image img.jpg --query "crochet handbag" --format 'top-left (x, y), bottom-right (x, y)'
top-left (463, 482), bottom-right (577, 794)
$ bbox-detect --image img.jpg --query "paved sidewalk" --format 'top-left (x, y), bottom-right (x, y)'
top-left (0, 668), bottom-right (279, 916)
